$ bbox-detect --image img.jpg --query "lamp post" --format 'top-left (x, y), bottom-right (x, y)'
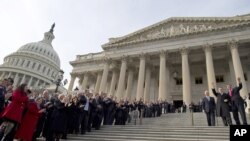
top-left (55, 70), bottom-right (64, 93)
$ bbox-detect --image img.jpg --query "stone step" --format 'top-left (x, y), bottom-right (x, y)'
top-left (66, 134), bottom-right (229, 141)
top-left (83, 131), bottom-right (228, 136)
top-left (91, 130), bottom-right (228, 135)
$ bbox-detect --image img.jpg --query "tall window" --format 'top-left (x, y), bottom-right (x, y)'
top-left (16, 59), bottom-right (19, 65)
top-left (176, 78), bottom-right (183, 85)
top-left (216, 75), bottom-right (224, 83)
top-left (26, 61), bottom-right (30, 67)
top-left (32, 63), bottom-right (36, 69)
top-left (37, 64), bottom-right (41, 71)
top-left (21, 60), bottom-right (25, 66)
top-left (244, 73), bottom-right (248, 81)
top-left (43, 66), bottom-right (46, 73)
top-left (47, 69), bottom-right (50, 75)
top-left (195, 77), bottom-right (203, 84)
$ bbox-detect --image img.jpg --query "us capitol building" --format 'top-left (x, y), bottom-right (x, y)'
top-left (69, 14), bottom-right (250, 108)
top-left (0, 24), bottom-right (61, 89)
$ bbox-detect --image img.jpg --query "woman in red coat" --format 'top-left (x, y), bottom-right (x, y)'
top-left (0, 84), bottom-right (29, 140)
top-left (15, 97), bottom-right (45, 141)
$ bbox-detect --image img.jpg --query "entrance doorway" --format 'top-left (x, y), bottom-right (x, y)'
top-left (173, 100), bottom-right (183, 109)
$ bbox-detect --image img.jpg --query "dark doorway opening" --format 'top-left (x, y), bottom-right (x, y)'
top-left (173, 100), bottom-right (183, 109)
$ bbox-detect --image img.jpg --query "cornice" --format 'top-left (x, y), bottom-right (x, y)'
top-left (102, 21), bottom-right (250, 49)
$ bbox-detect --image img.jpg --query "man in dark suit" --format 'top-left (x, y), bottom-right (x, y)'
top-left (227, 77), bottom-right (248, 125)
top-left (202, 90), bottom-right (216, 126)
top-left (212, 83), bottom-right (232, 126)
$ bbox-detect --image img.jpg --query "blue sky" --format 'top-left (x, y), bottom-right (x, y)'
top-left (0, 0), bottom-right (249, 88)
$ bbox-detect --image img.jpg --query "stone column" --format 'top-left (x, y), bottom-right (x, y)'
top-left (99, 61), bottom-right (110, 93)
top-left (109, 70), bottom-right (119, 96)
top-left (78, 76), bottom-right (83, 87)
top-left (229, 41), bottom-right (249, 97)
top-left (35, 79), bottom-right (40, 88)
top-left (68, 75), bottom-right (76, 91)
top-left (116, 57), bottom-right (127, 99)
top-left (21, 75), bottom-right (26, 84)
top-left (13, 73), bottom-right (19, 87)
top-left (181, 48), bottom-right (192, 105)
top-left (7, 72), bottom-right (12, 78)
top-left (158, 51), bottom-right (167, 101)
top-left (136, 54), bottom-right (146, 100)
top-left (125, 69), bottom-right (134, 100)
top-left (94, 72), bottom-right (102, 93)
top-left (203, 44), bottom-right (217, 98)
top-left (28, 76), bottom-right (33, 87)
top-left (0, 72), bottom-right (5, 79)
top-left (144, 66), bottom-right (151, 102)
top-left (81, 73), bottom-right (89, 90)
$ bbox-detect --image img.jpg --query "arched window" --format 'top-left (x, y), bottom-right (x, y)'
top-left (37, 64), bottom-right (41, 71)
top-left (11, 58), bottom-right (15, 65)
top-left (21, 60), bottom-right (25, 66)
top-left (43, 66), bottom-right (46, 73)
top-left (47, 69), bottom-right (50, 75)
top-left (26, 61), bottom-right (30, 67)
top-left (16, 59), bottom-right (20, 65)
top-left (32, 62), bottom-right (36, 69)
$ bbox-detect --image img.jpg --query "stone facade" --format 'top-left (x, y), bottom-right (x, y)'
top-left (0, 24), bottom-right (61, 89)
top-left (69, 14), bottom-right (250, 106)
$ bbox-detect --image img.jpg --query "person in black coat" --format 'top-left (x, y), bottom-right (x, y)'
top-left (115, 102), bottom-right (125, 125)
top-left (87, 93), bottom-right (97, 132)
top-left (227, 77), bottom-right (248, 125)
top-left (51, 94), bottom-right (69, 141)
top-left (212, 83), bottom-right (232, 126)
top-left (92, 94), bottom-right (103, 130)
top-left (76, 92), bottom-right (88, 134)
top-left (202, 90), bottom-right (216, 126)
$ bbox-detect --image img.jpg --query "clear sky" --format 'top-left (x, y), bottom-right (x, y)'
top-left (0, 0), bottom-right (250, 88)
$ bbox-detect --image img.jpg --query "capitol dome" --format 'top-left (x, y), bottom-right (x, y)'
top-left (0, 23), bottom-right (61, 88)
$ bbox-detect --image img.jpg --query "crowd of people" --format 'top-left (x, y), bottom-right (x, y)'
top-left (0, 77), bottom-right (166, 141)
top-left (0, 76), bottom-right (249, 141)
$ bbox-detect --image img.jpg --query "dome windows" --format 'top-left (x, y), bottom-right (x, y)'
top-left (26, 61), bottom-right (30, 67)
top-left (43, 66), bottom-right (46, 73)
top-left (20, 59), bottom-right (25, 66)
top-left (16, 59), bottom-right (20, 65)
top-left (47, 69), bottom-right (50, 75)
top-left (32, 62), bottom-right (36, 69)
top-left (37, 64), bottom-right (41, 71)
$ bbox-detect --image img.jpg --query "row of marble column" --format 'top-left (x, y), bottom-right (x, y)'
top-left (68, 42), bottom-right (249, 105)
top-left (0, 71), bottom-right (47, 88)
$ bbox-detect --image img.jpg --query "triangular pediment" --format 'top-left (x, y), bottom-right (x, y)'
top-left (102, 15), bottom-right (250, 48)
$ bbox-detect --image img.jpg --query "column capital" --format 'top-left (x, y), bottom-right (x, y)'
top-left (227, 39), bottom-right (239, 50)
top-left (84, 71), bottom-right (91, 74)
top-left (121, 55), bottom-right (129, 62)
top-left (159, 50), bottom-right (168, 58)
top-left (103, 56), bottom-right (112, 64)
top-left (202, 43), bottom-right (214, 52)
top-left (179, 47), bottom-right (189, 55)
top-left (70, 73), bottom-right (77, 78)
top-left (139, 52), bottom-right (147, 60)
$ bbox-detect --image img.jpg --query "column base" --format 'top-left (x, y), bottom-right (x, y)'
top-left (246, 99), bottom-right (250, 114)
